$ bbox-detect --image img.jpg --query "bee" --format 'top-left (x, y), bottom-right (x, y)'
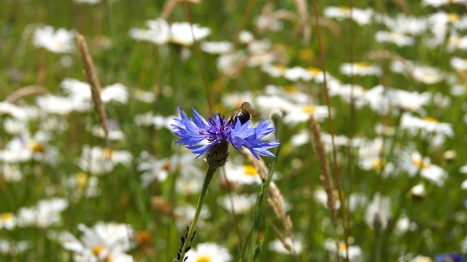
top-left (228, 102), bottom-right (261, 125)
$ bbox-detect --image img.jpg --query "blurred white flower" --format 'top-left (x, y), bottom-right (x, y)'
top-left (219, 194), bottom-right (256, 214)
top-left (0, 213), bottom-right (16, 230)
top-left (375, 31), bottom-right (414, 46)
top-left (129, 19), bottom-right (210, 46)
top-left (133, 89), bottom-right (155, 103)
top-left (186, 242), bottom-right (231, 262)
top-left (170, 22), bottom-right (210, 46)
top-left (365, 193), bottom-right (391, 230)
top-left (0, 102), bottom-right (29, 120)
top-left (74, 0), bottom-right (101, 4)
top-left (2, 163), bottom-right (23, 182)
top-left (129, 18), bottom-right (170, 45)
top-left (223, 163), bottom-right (261, 185)
top-left (18, 198), bottom-right (68, 228)
top-left (324, 239), bottom-right (363, 261)
top-left (269, 236), bottom-right (303, 255)
top-left (324, 7), bottom-right (374, 25)
top-left (395, 216), bottom-right (417, 235)
top-left (0, 239), bottom-right (30, 255)
top-left (238, 30), bottom-right (254, 43)
top-left (400, 113), bottom-right (453, 145)
top-left (282, 104), bottom-right (331, 126)
top-left (410, 183), bottom-right (426, 198)
top-left (37, 95), bottom-right (76, 115)
top-left (78, 146), bottom-right (132, 175)
top-left (339, 62), bottom-right (381, 76)
top-left (422, 0), bottom-right (467, 7)
top-left (33, 26), bottom-right (75, 53)
top-left (399, 151), bottom-right (448, 186)
top-left (201, 41), bottom-right (233, 54)
top-left (450, 57), bottom-right (467, 71)
top-left (66, 172), bottom-right (101, 200)
top-left (61, 78), bottom-right (129, 108)
top-left (60, 222), bottom-right (134, 262)
top-left (383, 14), bottom-right (427, 36)
top-left (174, 205), bottom-right (210, 230)
top-left (412, 65), bottom-right (444, 84)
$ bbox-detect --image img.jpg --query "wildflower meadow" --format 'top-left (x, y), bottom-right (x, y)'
top-left (1, 0), bottom-right (467, 261)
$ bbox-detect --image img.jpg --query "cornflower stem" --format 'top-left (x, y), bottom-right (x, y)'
top-left (178, 165), bottom-right (218, 262)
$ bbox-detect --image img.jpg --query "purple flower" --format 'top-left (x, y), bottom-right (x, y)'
top-left (172, 106), bottom-right (279, 161)
top-left (436, 253), bottom-right (465, 262)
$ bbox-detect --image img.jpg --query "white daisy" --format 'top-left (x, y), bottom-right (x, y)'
top-left (18, 198), bottom-right (68, 228)
top-left (365, 193), bottom-right (391, 230)
top-left (77, 146), bottom-right (132, 175)
top-left (60, 222), bottom-right (134, 262)
top-left (33, 26), bottom-right (75, 53)
top-left (450, 57), bottom-right (467, 71)
top-left (223, 163), bottom-right (262, 185)
top-left (36, 95), bottom-right (77, 115)
top-left (170, 22), bottom-right (211, 46)
top-left (375, 31), bottom-right (414, 46)
top-left (201, 41), bottom-right (233, 54)
top-left (282, 104), bottom-right (331, 126)
top-left (384, 14), bottom-right (427, 36)
top-left (412, 65), bottom-right (444, 84)
top-left (269, 236), bottom-right (303, 255)
top-left (0, 239), bottom-right (30, 255)
top-left (0, 213), bottom-right (16, 230)
top-left (66, 172), bottom-right (101, 200)
top-left (129, 18), bottom-right (170, 45)
top-left (399, 151), bottom-right (448, 186)
top-left (324, 239), bottom-right (363, 261)
top-left (400, 113), bottom-right (453, 145)
top-left (339, 62), bottom-right (381, 76)
top-left (323, 7), bottom-right (374, 25)
top-left (186, 242), bottom-right (231, 262)
top-left (219, 194), bottom-right (256, 214)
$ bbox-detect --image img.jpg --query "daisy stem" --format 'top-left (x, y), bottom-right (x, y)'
top-left (178, 165), bottom-right (217, 261)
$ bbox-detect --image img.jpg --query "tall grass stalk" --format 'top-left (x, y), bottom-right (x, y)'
top-left (311, 0), bottom-right (349, 260)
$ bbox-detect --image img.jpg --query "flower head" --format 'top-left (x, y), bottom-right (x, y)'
top-left (172, 106), bottom-right (279, 164)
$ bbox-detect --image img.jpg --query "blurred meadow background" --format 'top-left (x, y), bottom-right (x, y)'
top-left (1, 0), bottom-right (467, 261)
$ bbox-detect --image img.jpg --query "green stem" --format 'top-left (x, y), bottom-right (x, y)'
top-left (178, 165), bottom-right (217, 261)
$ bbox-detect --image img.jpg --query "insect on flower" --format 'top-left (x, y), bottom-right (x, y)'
top-left (171, 103), bottom-right (279, 167)
top-left (228, 102), bottom-right (261, 125)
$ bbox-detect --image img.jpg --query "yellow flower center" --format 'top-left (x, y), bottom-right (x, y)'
top-left (338, 243), bottom-right (348, 251)
top-left (355, 62), bottom-right (370, 68)
top-left (163, 162), bottom-right (171, 171)
top-left (274, 65), bottom-right (288, 72)
top-left (339, 6), bottom-right (351, 15)
top-left (372, 159), bottom-right (385, 169)
top-left (195, 256), bottom-right (212, 262)
top-left (29, 142), bottom-right (45, 153)
top-left (92, 245), bottom-right (106, 257)
top-left (302, 106), bottom-right (316, 114)
top-left (413, 159), bottom-right (430, 170)
top-left (244, 165), bottom-right (257, 176)
top-left (306, 67), bottom-right (321, 75)
top-left (416, 258), bottom-right (433, 262)
top-left (422, 117), bottom-right (438, 123)
top-left (299, 49), bottom-right (314, 60)
top-left (284, 86), bottom-right (298, 93)
top-left (0, 213), bottom-right (15, 221)
top-left (447, 13), bottom-right (459, 22)
top-left (102, 148), bottom-right (113, 159)
top-left (75, 173), bottom-right (88, 188)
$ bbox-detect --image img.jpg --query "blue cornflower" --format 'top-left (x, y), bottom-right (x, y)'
top-left (436, 253), bottom-right (465, 262)
top-left (172, 106), bottom-right (279, 165)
